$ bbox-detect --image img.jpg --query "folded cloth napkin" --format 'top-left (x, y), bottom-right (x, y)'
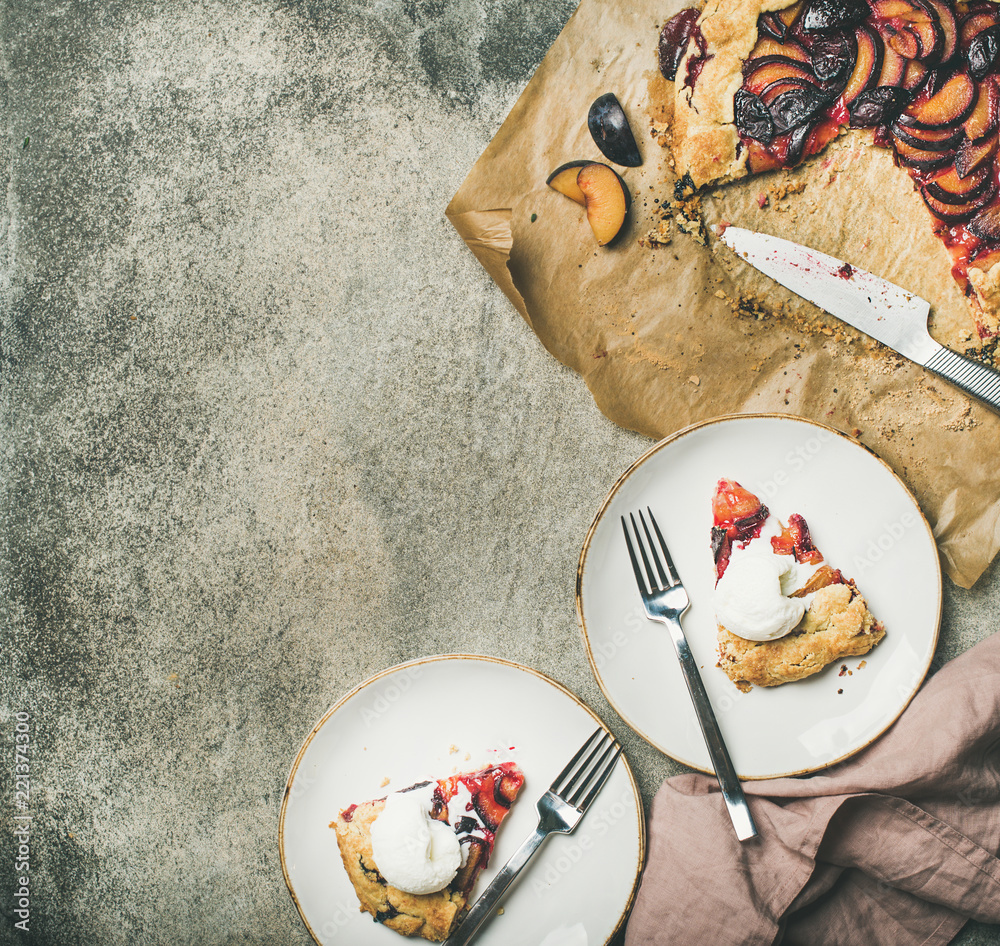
top-left (624, 632), bottom-right (1000, 946)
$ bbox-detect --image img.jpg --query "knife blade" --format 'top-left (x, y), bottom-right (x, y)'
top-left (720, 226), bottom-right (1000, 415)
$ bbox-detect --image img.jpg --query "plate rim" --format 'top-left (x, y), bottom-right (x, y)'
top-left (575, 411), bottom-right (943, 779)
top-left (278, 652), bottom-right (648, 945)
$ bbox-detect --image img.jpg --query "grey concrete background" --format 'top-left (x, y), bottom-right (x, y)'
top-left (1, 0), bottom-right (998, 943)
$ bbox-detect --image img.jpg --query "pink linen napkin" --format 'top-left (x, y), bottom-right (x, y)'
top-left (625, 632), bottom-right (1000, 946)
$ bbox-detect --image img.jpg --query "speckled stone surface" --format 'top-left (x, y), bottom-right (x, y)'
top-left (2, 1), bottom-right (999, 944)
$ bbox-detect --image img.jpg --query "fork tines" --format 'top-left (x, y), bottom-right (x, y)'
top-left (622, 508), bottom-right (680, 593)
top-left (552, 728), bottom-right (622, 810)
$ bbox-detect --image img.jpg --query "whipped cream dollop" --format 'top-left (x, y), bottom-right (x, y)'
top-left (370, 785), bottom-right (461, 895)
top-left (713, 520), bottom-right (820, 642)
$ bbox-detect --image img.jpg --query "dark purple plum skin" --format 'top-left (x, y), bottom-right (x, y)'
top-left (801, 0), bottom-right (869, 34)
top-left (849, 87), bottom-right (910, 128)
top-left (587, 93), bottom-right (642, 167)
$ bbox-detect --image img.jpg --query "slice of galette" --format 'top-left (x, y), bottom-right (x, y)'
top-left (711, 477), bottom-right (885, 692)
top-left (331, 762), bottom-right (525, 941)
top-left (659, 0), bottom-right (1000, 332)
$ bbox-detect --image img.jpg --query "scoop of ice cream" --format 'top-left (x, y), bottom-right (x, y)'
top-left (369, 786), bottom-right (461, 895)
top-left (714, 549), bottom-right (807, 642)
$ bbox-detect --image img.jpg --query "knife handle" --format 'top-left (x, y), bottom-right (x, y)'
top-left (925, 345), bottom-right (1000, 416)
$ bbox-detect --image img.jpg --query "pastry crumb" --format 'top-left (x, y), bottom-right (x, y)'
top-left (380, 777), bottom-right (390, 788)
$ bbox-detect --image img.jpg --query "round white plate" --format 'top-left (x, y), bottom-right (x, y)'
top-left (576, 413), bottom-right (941, 779)
top-left (279, 654), bottom-right (645, 945)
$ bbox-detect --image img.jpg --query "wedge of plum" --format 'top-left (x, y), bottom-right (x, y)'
top-left (588, 93), bottom-right (642, 167)
top-left (547, 161), bottom-right (631, 246)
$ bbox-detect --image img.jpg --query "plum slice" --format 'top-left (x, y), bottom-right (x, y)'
top-left (968, 203), bottom-right (1000, 241)
top-left (925, 161), bottom-right (993, 204)
top-left (658, 8), bottom-right (700, 80)
top-left (576, 163), bottom-right (630, 246)
top-left (546, 160), bottom-right (589, 204)
top-left (842, 27), bottom-right (885, 106)
top-left (588, 93), bottom-right (642, 167)
top-left (903, 71), bottom-right (976, 126)
top-left (925, 0), bottom-right (958, 63)
top-left (960, 10), bottom-right (1000, 49)
top-left (921, 180), bottom-right (997, 222)
top-left (801, 0), bottom-right (869, 33)
top-left (963, 78), bottom-right (999, 140)
top-left (745, 37), bottom-right (812, 69)
top-left (955, 132), bottom-right (999, 179)
top-left (893, 134), bottom-right (955, 170)
top-left (759, 1), bottom-right (807, 41)
top-left (891, 119), bottom-right (963, 150)
top-left (743, 59), bottom-right (817, 96)
top-left (850, 86), bottom-right (910, 127)
top-left (734, 89), bottom-right (775, 143)
top-left (877, 43), bottom-right (909, 88)
top-left (870, 0), bottom-right (943, 62)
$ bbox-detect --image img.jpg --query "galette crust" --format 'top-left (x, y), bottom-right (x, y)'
top-left (674, 0), bottom-right (800, 187)
top-left (717, 580), bottom-right (885, 692)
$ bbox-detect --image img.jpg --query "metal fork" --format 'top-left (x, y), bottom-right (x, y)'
top-left (445, 728), bottom-right (622, 945)
top-left (622, 508), bottom-right (758, 842)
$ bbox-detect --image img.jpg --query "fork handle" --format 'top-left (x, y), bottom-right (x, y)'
top-left (445, 826), bottom-right (548, 946)
top-left (665, 621), bottom-right (759, 841)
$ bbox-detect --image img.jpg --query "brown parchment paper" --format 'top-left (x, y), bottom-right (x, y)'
top-left (446, 0), bottom-right (1000, 588)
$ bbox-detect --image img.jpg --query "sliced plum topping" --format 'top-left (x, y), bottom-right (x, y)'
top-left (842, 26), bottom-right (885, 106)
top-left (903, 71), bottom-right (976, 127)
top-left (659, 8), bottom-right (700, 81)
top-left (850, 86), bottom-right (910, 127)
top-left (969, 203), bottom-right (1000, 240)
top-left (784, 121), bottom-right (815, 166)
top-left (810, 33), bottom-right (857, 83)
top-left (956, 132), bottom-right (999, 178)
top-left (588, 93), bottom-right (642, 167)
top-left (967, 26), bottom-right (1000, 80)
top-left (802, 0), bottom-right (870, 34)
top-left (770, 84), bottom-right (831, 132)
top-left (734, 89), bottom-right (775, 144)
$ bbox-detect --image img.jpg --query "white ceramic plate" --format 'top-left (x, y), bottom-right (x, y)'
top-left (576, 414), bottom-right (942, 779)
top-left (280, 654), bottom-right (645, 946)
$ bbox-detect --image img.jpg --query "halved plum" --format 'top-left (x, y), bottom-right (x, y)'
top-left (902, 71), bottom-right (976, 127)
top-left (734, 89), bottom-right (775, 144)
top-left (802, 0), bottom-right (869, 34)
top-left (850, 86), bottom-right (910, 127)
top-left (810, 33), bottom-right (857, 83)
top-left (770, 84), bottom-right (832, 132)
top-left (588, 93), bottom-right (642, 167)
top-left (967, 25), bottom-right (1000, 80)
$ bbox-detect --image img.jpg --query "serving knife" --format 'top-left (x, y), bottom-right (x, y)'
top-left (719, 226), bottom-right (1000, 415)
